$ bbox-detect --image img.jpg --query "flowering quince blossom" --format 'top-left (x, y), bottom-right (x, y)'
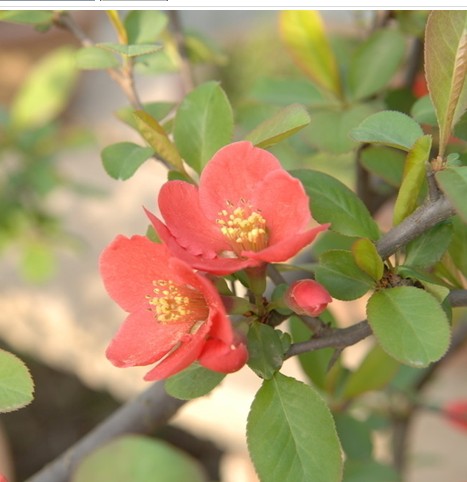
top-left (146, 141), bottom-right (329, 275)
top-left (285, 279), bottom-right (332, 317)
top-left (442, 400), bottom-right (467, 431)
top-left (100, 235), bottom-right (248, 380)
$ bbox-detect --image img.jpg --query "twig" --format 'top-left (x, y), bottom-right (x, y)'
top-left (54, 12), bottom-right (143, 110)
top-left (447, 289), bottom-right (467, 308)
top-left (25, 383), bottom-right (186, 482)
top-left (376, 196), bottom-right (455, 259)
top-left (285, 320), bottom-right (372, 359)
top-left (168, 11), bottom-right (195, 93)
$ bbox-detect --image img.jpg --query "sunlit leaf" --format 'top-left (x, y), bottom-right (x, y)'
top-left (350, 111), bottom-right (424, 151)
top-left (247, 322), bottom-right (284, 379)
top-left (293, 169), bottom-right (380, 240)
top-left (315, 250), bottom-right (375, 301)
top-left (367, 286), bottom-right (450, 367)
top-left (425, 11), bottom-right (467, 157)
top-left (279, 11), bottom-right (341, 97)
top-left (164, 363), bottom-right (225, 400)
top-left (247, 373), bottom-right (343, 482)
top-left (393, 135), bottom-right (431, 225)
top-left (133, 111), bottom-right (185, 174)
top-left (96, 43), bottom-right (162, 58)
top-left (245, 104), bottom-right (310, 148)
top-left (173, 81), bottom-right (233, 173)
top-left (101, 142), bottom-right (154, 180)
top-left (124, 10), bottom-right (168, 44)
top-left (75, 46), bottom-right (119, 70)
top-left (0, 350), bottom-right (34, 413)
top-left (352, 238), bottom-right (384, 282)
top-left (0, 10), bottom-right (53, 24)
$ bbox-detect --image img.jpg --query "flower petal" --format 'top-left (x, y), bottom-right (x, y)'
top-left (105, 308), bottom-right (193, 368)
top-left (243, 224), bottom-right (329, 263)
top-left (253, 170), bottom-right (312, 243)
top-left (199, 338), bottom-right (248, 374)
top-left (100, 235), bottom-right (172, 312)
top-left (143, 329), bottom-right (207, 380)
top-left (199, 141), bottom-right (282, 220)
top-left (157, 181), bottom-right (227, 256)
top-left (147, 208), bottom-right (258, 275)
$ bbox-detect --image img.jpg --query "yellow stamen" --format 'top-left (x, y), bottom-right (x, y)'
top-left (216, 199), bottom-right (269, 254)
top-left (147, 280), bottom-right (208, 325)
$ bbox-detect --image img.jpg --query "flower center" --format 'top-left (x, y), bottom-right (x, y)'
top-left (147, 280), bottom-right (209, 325)
top-left (216, 200), bottom-right (269, 255)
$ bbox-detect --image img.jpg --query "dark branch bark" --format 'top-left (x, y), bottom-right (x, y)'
top-left (25, 383), bottom-right (186, 482)
top-left (376, 196), bottom-right (455, 259)
top-left (285, 320), bottom-right (372, 358)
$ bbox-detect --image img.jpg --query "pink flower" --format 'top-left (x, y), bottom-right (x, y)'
top-left (147, 141), bottom-right (328, 275)
top-left (0, 474), bottom-right (8, 482)
top-left (443, 400), bottom-right (467, 431)
top-left (100, 235), bottom-right (248, 381)
top-left (285, 279), bottom-right (332, 317)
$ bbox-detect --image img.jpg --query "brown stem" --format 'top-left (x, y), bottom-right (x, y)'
top-left (54, 12), bottom-right (143, 111)
top-left (25, 383), bottom-right (186, 482)
top-left (168, 11), bottom-right (195, 93)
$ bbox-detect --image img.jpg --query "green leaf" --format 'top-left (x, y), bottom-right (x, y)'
top-left (436, 166), bottom-right (467, 223)
top-left (249, 77), bottom-right (331, 107)
top-left (405, 222), bottom-right (453, 269)
top-left (11, 47), bottom-right (77, 129)
top-left (72, 435), bottom-right (207, 482)
top-left (0, 349), bottom-right (34, 413)
top-left (173, 81), bottom-right (233, 173)
top-left (352, 238), bottom-right (384, 282)
top-left (344, 460), bottom-right (400, 482)
top-left (293, 169), bottom-right (380, 240)
top-left (124, 11), bottom-right (168, 44)
top-left (245, 104), bottom-right (310, 148)
top-left (133, 110), bottom-right (185, 174)
top-left (116, 102), bottom-right (174, 129)
top-left (247, 322), bottom-right (284, 379)
top-left (247, 373), bottom-right (343, 482)
top-left (0, 10), bottom-right (53, 24)
top-left (101, 142), bottom-right (154, 180)
top-left (308, 104), bottom-right (375, 154)
top-left (393, 135), bottom-right (431, 225)
top-left (315, 250), bottom-right (375, 301)
top-left (449, 216), bottom-right (467, 277)
top-left (359, 146), bottom-right (406, 187)
top-left (279, 11), bottom-right (341, 97)
top-left (334, 413), bottom-right (373, 460)
top-left (341, 344), bottom-right (400, 400)
top-left (96, 43), bottom-right (162, 58)
top-left (289, 315), bottom-right (335, 390)
top-left (350, 111), bottom-right (424, 151)
top-left (411, 95), bottom-right (438, 126)
top-left (75, 47), bottom-right (119, 70)
top-left (164, 363), bottom-right (225, 400)
top-left (348, 29), bottom-right (405, 101)
top-left (425, 11), bottom-right (467, 157)
top-left (367, 286), bottom-right (451, 367)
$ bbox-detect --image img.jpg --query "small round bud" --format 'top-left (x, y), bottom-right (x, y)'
top-left (285, 279), bottom-right (332, 317)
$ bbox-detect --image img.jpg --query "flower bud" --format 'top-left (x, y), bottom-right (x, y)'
top-left (442, 400), bottom-right (467, 431)
top-left (285, 279), bottom-right (332, 317)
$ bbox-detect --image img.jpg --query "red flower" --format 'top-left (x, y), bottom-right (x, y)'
top-left (147, 141), bottom-right (328, 275)
top-left (100, 235), bottom-right (248, 381)
top-left (285, 279), bottom-right (332, 317)
top-left (443, 400), bottom-right (467, 432)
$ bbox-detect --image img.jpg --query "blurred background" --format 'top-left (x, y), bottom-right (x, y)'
top-left (0, 10), bottom-right (466, 482)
